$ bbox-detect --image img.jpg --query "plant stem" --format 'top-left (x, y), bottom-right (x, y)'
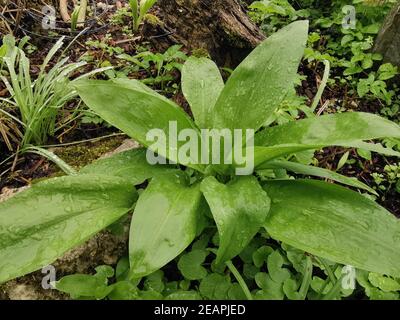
top-left (226, 260), bottom-right (253, 300)
top-left (317, 257), bottom-right (337, 284)
top-left (311, 59), bottom-right (330, 113)
top-left (24, 145), bottom-right (77, 176)
top-left (299, 256), bottom-right (313, 299)
top-left (37, 133), bottom-right (127, 148)
top-left (322, 274), bottom-right (344, 300)
top-left (129, 0), bottom-right (139, 31)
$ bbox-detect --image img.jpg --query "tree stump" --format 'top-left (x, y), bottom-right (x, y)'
top-left (373, 3), bottom-right (400, 66)
top-left (144, 0), bottom-right (265, 65)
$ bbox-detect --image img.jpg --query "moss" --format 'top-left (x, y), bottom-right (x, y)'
top-left (144, 13), bottom-right (163, 27)
top-left (192, 48), bottom-right (211, 58)
top-left (53, 135), bottom-right (126, 170)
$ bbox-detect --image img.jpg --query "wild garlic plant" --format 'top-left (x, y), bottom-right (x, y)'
top-left (1, 21), bottom-right (400, 294)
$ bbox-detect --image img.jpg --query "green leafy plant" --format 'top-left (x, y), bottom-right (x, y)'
top-left (0, 35), bottom-right (109, 150)
top-left (85, 35), bottom-right (125, 57)
top-left (1, 21), bottom-right (400, 301)
top-left (357, 63), bottom-right (398, 104)
top-left (70, 6), bottom-right (81, 32)
top-left (118, 44), bottom-right (187, 91)
top-left (248, 0), bottom-right (310, 33)
top-left (129, 0), bottom-right (157, 31)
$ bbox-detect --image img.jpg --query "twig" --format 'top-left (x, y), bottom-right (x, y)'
top-left (115, 36), bottom-right (141, 44)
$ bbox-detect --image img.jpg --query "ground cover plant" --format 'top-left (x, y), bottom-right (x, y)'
top-left (1, 18), bottom-right (400, 300)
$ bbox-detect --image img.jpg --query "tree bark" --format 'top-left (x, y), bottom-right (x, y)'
top-left (144, 0), bottom-right (265, 65)
top-left (373, 3), bottom-right (400, 66)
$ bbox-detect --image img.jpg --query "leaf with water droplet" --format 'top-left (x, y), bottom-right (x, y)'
top-left (201, 176), bottom-right (271, 264)
top-left (0, 174), bottom-right (136, 284)
top-left (264, 179), bottom-right (400, 277)
top-left (181, 56), bottom-right (224, 129)
top-left (212, 20), bottom-right (309, 131)
top-left (129, 174), bottom-right (204, 278)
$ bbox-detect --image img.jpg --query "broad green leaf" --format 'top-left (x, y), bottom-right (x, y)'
top-left (200, 176), bottom-right (271, 264)
top-left (255, 112), bottom-right (400, 147)
top-left (0, 174), bottom-right (136, 284)
top-left (139, 290), bottom-right (164, 300)
top-left (247, 141), bottom-right (400, 173)
top-left (80, 148), bottom-right (178, 185)
top-left (357, 270), bottom-right (400, 300)
top-left (252, 145), bottom-right (320, 167)
top-left (129, 175), bottom-right (204, 278)
top-left (212, 20), bottom-right (308, 131)
top-left (258, 159), bottom-right (377, 194)
top-left (74, 79), bottom-right (205, 172)
top-left (340, 141), bottom-right (400, 158)
top-left (228, 284), bottom-right (248, 300)
top-left (233, 145), bottom-right (319, 173)
top-left (115, 256), bottom-right (130, 281)
top-left (182, 57), bottom-right (224, 129)
top-left (263, 179), bottom-right (400, 277)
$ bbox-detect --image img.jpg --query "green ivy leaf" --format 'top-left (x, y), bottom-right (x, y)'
top-left (283, 278), bottom-right (302, 300)
top-left (255, 273), bottom-right (284, 300)
top-left (267, 251), bottom-right (291, 283)
top-left (108, 281), bottom-right (139, 300)
top-left (252, 246), bottom-right (274, 268)
top-left (199, 274), bottom-right (232, 299)
top-left (165, 291), bottom-right (203, 300)
top-left (368, 273), bottom-right (400, 292)
top-left (178, 249), bottom-right (209, 280)
top-left (144, 270), bottom-right (165, 293)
